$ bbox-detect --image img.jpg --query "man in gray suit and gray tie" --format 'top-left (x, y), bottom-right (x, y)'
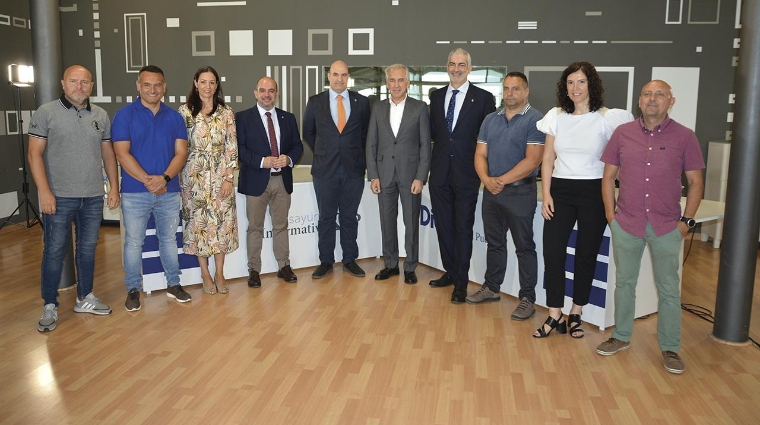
top-left (366, 64), bottom-right (432, 284)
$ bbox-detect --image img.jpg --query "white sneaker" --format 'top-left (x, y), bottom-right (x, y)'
top-left (73, 293), bottom-right (112, 315)
top-left (38, 304), bottom-right (58, 332)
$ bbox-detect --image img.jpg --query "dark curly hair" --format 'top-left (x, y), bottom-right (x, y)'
top-left (186, 65), bottom-right (225, 118)
top-left (556, 62), bottom-right (604, 113)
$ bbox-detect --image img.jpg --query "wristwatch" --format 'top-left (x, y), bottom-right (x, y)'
top-left (162, 174), bottom-right (171, 183)
top-left (680, 216), bottom-right (696, 228)
top-left (226, 173), bottom-right (234, 180)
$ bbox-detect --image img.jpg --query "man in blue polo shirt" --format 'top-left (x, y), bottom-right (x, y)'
top-left (112, 65), bottom-right (190, 311)
top-left (467, 72), bottom-right (545, 320)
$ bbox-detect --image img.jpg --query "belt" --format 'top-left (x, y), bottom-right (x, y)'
top-left (270, 171), bottom-right (282, 177)
top-left (506, 176), bottom-right (536, 187)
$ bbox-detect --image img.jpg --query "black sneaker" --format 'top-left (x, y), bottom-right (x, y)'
top-left (166, 285), bottom-right (192, 303)
top-left (342, 261), bottom-right (366, 277)
top-left (125, 289), bottom-right (141, 312)
top-left (312, 262), bottom-right (333, 279)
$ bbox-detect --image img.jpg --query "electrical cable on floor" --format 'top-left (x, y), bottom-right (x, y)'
top-left (681, 230), bottom-right (760, 350)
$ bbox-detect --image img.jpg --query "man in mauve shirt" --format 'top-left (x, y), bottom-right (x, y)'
top-left (595, 80), bottom-right (705, 375)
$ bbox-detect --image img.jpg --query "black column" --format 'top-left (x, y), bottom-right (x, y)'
top-left (30, 0), bottom-right (61, 104)
top-left (30, 0), bottom-right (75, 290)
top-left (713, 0), bottom-right (760, 343)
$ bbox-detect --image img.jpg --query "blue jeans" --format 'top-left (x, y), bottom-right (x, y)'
top-left (610, 220), bottom-right (683, 352)
top-left (121, 192), bottom-right (181, 291)
top-left (41, 196), bottom-right (103, 306)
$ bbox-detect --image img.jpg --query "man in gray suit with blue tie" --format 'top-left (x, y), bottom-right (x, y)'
top-left (366, 64), bottom-right (431, 284)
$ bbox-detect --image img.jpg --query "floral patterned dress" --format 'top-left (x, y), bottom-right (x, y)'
top-left (179, 103), bottom-right (239, 257)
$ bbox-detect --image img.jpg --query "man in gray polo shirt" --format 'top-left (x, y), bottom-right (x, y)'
top-left (467, 72), bottom-right (545, 320)
top-left (28, 65), bottom-right (120, 332)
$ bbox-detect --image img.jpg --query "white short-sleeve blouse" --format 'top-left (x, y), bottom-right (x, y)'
top-left (537, 107), bottom-right (633, 179)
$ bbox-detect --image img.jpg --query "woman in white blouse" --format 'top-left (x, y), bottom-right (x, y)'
top-left (533, 62), bottom-right (633, 338)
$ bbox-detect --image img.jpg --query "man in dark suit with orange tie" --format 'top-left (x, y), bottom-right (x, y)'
top-left (303, 60), bottom-right (371, 279)
top-left (237, 76), bottom-right (304, 287)
top-left (428, 48), bottom-right (496, 303)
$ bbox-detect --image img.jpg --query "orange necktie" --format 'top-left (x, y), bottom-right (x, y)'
top-left (337, 94), bottom-right (346, 133)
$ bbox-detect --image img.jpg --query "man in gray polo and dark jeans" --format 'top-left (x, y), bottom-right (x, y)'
top-left (28, 65), bottom-right (120, 332)
top-left (467, 72), bottom-right (545, 321)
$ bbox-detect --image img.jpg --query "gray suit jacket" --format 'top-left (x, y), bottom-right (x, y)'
top-left (366, 97), bottom-right (431, 185)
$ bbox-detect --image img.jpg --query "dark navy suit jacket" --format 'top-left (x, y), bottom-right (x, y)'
top-left (429, 84), bottom-right (496, 187)
top-left (236, 106), bottom-right (304, 196)
top-left (302, 90), bottom-right (370, 179)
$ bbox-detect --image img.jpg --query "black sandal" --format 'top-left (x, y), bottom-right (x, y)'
top-left (533, 314), bottom-right (567, 338)
top-left (568, 314), bottom-right (585, 339)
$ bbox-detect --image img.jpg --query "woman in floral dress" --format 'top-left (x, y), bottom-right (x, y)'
top-left (179, 66), bottom-right (238, 294)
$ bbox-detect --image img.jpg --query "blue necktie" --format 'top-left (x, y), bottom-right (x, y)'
top-left (446, 89), bottom-right (459, 135)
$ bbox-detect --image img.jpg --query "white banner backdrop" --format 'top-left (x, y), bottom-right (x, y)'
top-left (142, 182), bottom-right (382, 293)
top-left (138, 183), bottom-right (669, 330)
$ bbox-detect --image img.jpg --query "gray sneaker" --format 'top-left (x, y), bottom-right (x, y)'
top-left (510, 297), bottom-right (535, 320)
top-left (596, 337), bottom-right (631, 356)
top-left (74, 293), bottom-right (112, 315)
top-left (663, 351), bottom-right (685, 374)
top-left (38, 303), bottom-right (58, 332)
top-left (166, 285), bottom-right (192, 303)
top-left (466, 286), bottom-right (501, 304)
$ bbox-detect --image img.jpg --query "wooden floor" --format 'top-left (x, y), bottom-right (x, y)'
top-left (0, 224), bottom-right (758, 425)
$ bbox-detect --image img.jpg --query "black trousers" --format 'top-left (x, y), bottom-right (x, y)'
top-left (313, 165), bottom-right (364, 264)
top-left (429, 177), bottom-right (480, 288)
top-left (543, 177), bottom-right (607, 308)
top-left (482, 183), bottom-right (538, 301)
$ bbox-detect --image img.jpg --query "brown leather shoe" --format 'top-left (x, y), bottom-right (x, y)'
top-left (248, 270), bottom-right (261, 288)
top-left (277, 265), bottom-right (298, 282)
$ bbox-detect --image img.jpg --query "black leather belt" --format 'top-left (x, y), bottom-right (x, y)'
top-left (270, 171), bottom-right (282, 177)
top-left (506, 176), bottom-right (536, 187)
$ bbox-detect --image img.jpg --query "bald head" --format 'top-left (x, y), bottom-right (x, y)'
top-left (63, 65), bottom-right (91, 81)
top-left (328, 60), bottom-right (350, 93)
top-left (256, 76), bottom-right (278, 91)
top-left (61, 65), bottom-right (94, 108)
top-left (639, 79), bottom-right (675, 125)
top-left (642, 79), bottom-right (673, 96)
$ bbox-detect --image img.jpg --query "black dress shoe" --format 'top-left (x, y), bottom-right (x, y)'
top-left (375, 267), bottom-right (399, 280)
top-left (248, 270), bottom-right (261, 288)
top-left (429, 273), bottom-right (453, 287)
top-left (404, 271), bottom-right (418, 284)
top-left (451, 286), bottom-right (467, 304)
top-left (277, 265), bottom-right (298, 282)
top-left (312, 263), bottom-right (333, 279)
top-left (343, 261), bottom-right (366, 277)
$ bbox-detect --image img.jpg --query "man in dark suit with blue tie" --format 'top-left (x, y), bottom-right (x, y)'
top-left (428, 48), bottom-right (496, 303)
top-left (237, 76), bottom-right (304, 287)
top-left (303, 60), bottom-right (371, 279)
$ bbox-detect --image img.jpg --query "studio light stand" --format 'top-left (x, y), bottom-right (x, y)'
top-left (0, 64), bottom-right (42, 231)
